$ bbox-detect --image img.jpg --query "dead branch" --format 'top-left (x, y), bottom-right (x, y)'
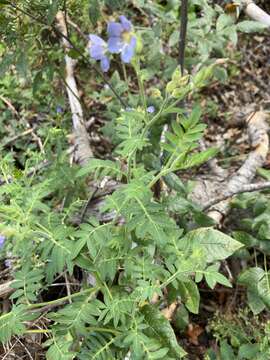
top-left (55, 11), bottom-right (93, 166)
top-left (67, 16), bottom-right (88, 40)
top-left (0, 281), bottom-right (14, 298)
top-left (199, 140), bottom-right (228, 179)
top-left (190, 111), bottom-right (269, 223)
top-left (3, 128), bottom-right (34, 147)
top-left (203, 181), bottom-right (270, 210)
top-left (204, 111), bottom-right (269, 224)
top-left (242, 0), bottom-right (270, 27)
top-left (0, 95), bottom-right (19, 117)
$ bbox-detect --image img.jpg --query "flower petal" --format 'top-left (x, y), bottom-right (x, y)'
top-left (147, 106), bottom-right (155, 113)
top-left (100, 57), bottom-right (110, 72)
top-left (0, 235), bottom-right (6, 249)
top-left (107, 22), bottom-right (123, 37)
top-left (119, 15), bottom-right (132, 31)
top-left (89, 34), bottom-right (106, 46)
top-left (88, 35), bottom-right (107, 60)
top-left (120, 37), bottom-right (136, 63)
top-left (130, 36), bottom-right (137, 48)
top-left (56, 105), bottom-right (63, 114)
top-left (89, 44), bottom-right (105, 60)
top-left (4, 259), bottom-right (11, 268)
top-left (108, 37), bottom-right (124, 53)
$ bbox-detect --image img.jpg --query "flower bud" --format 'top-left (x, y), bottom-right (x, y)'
top-left (166, 80), bottom-right (176, 94)
top-left (150, 88), bottom-right (162, 98)
top-left (193, 65), bottom-right (214, 87)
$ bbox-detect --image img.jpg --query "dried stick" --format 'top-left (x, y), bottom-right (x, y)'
top-left (3, 128), bottom-right (34, 147)
top-left (56, 11), bottom-right (93, 166)
top-left (0, 281), bottom-right (14, 298)
top-left (199, 140), bottom-right (228, 179)
top-left (0, 95), bottom-right (19, 117)
top-left (67, 16), bottom-right (88, 41)
top-left (203, 181), bottom-right (270, 210)
top-left (242, 0), bottom-right (270, 27)
top-left (207, 111), bottom-right (269, 223)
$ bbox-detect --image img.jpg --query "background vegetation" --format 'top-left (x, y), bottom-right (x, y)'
top-left (0, 0), bottom-right (269, 359)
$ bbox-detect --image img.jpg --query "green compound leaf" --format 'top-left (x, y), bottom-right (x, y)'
top-left (181, 228), bottom-right (243, 263)
top-left (238, 267), bottom-right (266, 314)
top-left (178, 280), bottom-right (200, 314)
top-left (140, 304), bottom-right (187, 359)
top-left (237, 20), bottom-right (268, 33)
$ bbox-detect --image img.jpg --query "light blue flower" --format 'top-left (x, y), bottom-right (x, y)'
top-left (107, 16), bottom-right (136, 63)
top-left (88, 35), bottom-right (110, 72)
top-left (0, 235), bottom-right (6, 249)
top-left (4, 259), bottom-right (11, 268)
top-left (147, 106), bottom-right (155, 113)
top-left (56, 105), bottom-right (63, 114)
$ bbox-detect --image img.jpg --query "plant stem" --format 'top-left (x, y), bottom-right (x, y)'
top-left (26, 329), bottom-right (52, 334)
top-left (122, 63), bottom-right (128, 84)
top-left (26, 326), bottom-right (121, 335)
top-left (85, 326), bottom-right (121, 335)
top-left (264, 254), bottom-right (270, 292)
top-left (148, 148), bottom-right (185, 188)
top-left (142, 95), bottom-right (169, 136)
top-left (27, 287), bottom-right (98, 309)
top-left (134, 62), bottom-right (147, 113)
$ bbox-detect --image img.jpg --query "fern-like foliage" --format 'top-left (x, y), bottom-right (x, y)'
top-left (115, 109), bottom-right (149, 157)
top-left (76, 159), bottom-right (125, 181)
top-left (48, 297), bottom-right (104, 333)
top-left (103, 176), bottom-right (176, 245)
top-left (44, 335), bottom-right (77, 360)
top-left (0, 305), bottom-right (38, 343)
top-left (98, 291), bottom-right (136, 328)
top-left (79, 332), bottom-right (118, 360)
top-left (35, 213), bottom-right (75, 282)
top-left (162, 106), bottom-right (217, 170)
top-left (10, 265), bottom-right (44, 303)
top-left (0, 3), bottom-right (249, 357)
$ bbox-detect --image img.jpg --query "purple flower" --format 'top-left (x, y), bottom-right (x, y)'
top-left (147, 106), bottom-right (155, 113)
top-left (107, 16), bottom-right (136, 63)
top-left (0, 235), bottom-right (6, 249)
top-left (56, 105), bottom-right (63, 114)
top-left (4, 259), bottom-right (11, 268)
top-left (88, 35), bottom-right (110, 72)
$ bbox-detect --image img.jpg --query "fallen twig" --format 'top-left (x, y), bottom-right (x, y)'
top-left (0, 95), bottom-right (19, 117)
top-left (203, 181), bottom-right (270, 210)
top-left (199, 139), bottom-right (228, 179)
top-left (31, 129), bottom-right (45, 154)
top-left (0, 281), bottom-right (14, 298)
top-left (3, 128), bottom-right (34, 147)
top-left (242, 0), bottom-right (270, 27)
top-left (56, 11), bottom-right (93, 166)
top-left (67, 16), bottom-right (88, 40)
top-left (207, 111), bottom-right (269, 223)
